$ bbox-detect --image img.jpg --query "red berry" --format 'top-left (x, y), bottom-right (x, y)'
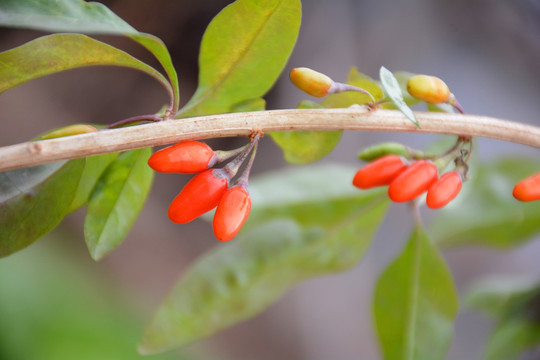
top-left (213, 186), bottom-right (252, 241)
top-left (168, 169), bottom-right (228, 223)
top-left (148, 141), bottom-right (216, 173)
top-left (388, 160), bottom-right (438, 202)
top-left (352, 155), bottom-right (408, 189)
top-left (513, 172), bottom-right (540, 202)
top-left (426, 171), bottom-right (462, 209)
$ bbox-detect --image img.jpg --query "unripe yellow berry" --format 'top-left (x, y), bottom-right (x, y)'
top-left (289, 67), bottom-right (333, 97)
top-left (406, 75), bottom-right (450, 104)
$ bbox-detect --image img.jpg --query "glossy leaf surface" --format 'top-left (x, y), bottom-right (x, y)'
top-left (140, 165), bottom-right (390, 353)
top-left (379, 66), bottom-right (419, 128)
top-left (0, 0), bottom-right (179, 110)
top-left (0, 34), bottom-right (171, 95)
top-left (0, 160), bottom-right (84, 257)
top-left (84, 148), bottom-right (153, 260)
top-left (179, 0), bottom-right (301, 117)
top-left (270, 101), bottom-right (342, 164)
top-left (68, 153), bottom-right (119, 212)
top-left (0, 0), bottom-right (135, 34)
top-left (374, 226), bottom-right (458, 360)
top-left (432, 158), bottom-right (540, 248)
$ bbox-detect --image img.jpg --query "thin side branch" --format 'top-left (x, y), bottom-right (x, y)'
top-left (1, 108), bottom-right (540, 172)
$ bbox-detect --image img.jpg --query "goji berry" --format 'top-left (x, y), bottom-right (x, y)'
top-left (353, 155), bottom-right (408, 189)
top-left (289, 67), bottom-right (333, 97)
top-left (513, 172), bottom-right (540, 202)
top-left (407, 75), bottom-right (450, 104)
top-left (388, 160), bottom-right (438, 202)
top-left (426, 171), bottom-right (462, 209)
top-left (168, 169), bottom-right (228, 223)
top-left (148, 141), bottom-right (216, 174)
top-left (213, 185), bottom-right (251, 241)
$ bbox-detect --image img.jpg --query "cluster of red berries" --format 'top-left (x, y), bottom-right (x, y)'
top-left (148, 138), bottom-right (259, 241)
top-left (352, 155), bottom-right (463, 209)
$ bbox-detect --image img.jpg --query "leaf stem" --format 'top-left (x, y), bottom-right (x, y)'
top-left (107, 115), bottom-right (164, 129)
top-left (2, 108), bottom-right (540, 172)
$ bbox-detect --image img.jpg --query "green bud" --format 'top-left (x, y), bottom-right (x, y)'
top-left (357, 142), bottom-right (412, 161)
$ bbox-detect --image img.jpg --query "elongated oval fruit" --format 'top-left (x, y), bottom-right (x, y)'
top-left (513, 172), bottom-right (540, 202)
top-left (290, 67), bottom-right (334, 97)
top-left (388, 160), bottom-right (438, 202)
top-left (406, 75), bottom-right (450, 104)
top-left (426, 171), bottom-right (462, 209)
top-left (213, 186), bottom-right (252, 241)
top-left (148, 141), bottom-right (216, 173)
top-left (168, 169), bottom-right (228, 223)
top-left (353, 155), bottom-right (408, 189)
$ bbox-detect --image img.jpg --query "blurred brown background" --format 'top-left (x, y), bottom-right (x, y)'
top-left (1, 0), bottom-right (540, 359)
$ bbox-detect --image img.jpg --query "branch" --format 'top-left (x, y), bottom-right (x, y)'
top-left (1, 107), bottom-right (540, 172)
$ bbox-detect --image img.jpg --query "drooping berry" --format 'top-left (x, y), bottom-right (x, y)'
top-left (426, 171), bottom-right (462, 209)
top-left (388, 160), bottom-right (438, 202)
top-left (406, 75), bottom-right (450, 104)
top-left (168, 169), bottom-right (228, 223)
top-left (289, 67), bottom-right (334, 97)
top-left (148, 141), bottom-right (216, 174)
top-left (513, 172), bottom-right (540, 202)
top-left (213, 186), bottom-right (252, 241)
top-left (353, 155), bottom-right (408, 189)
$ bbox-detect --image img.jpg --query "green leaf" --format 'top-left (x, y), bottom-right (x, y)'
top-left (432, 157), bottom-right (540, 249)
top-left (248, 165), bottom-right (390, 271)
top-left (139, 220), bottom-right (316, 353)
top-left (0, 0), bottom-right (179, 110)
top-left (178, 0), bottom-right (301, 117)
top-left (270, 100), bottom-right (342, 165)
top-left (140, 165), bottom-right (390, 353)
top-left (379, 66), bottom-right (420, 128)
top-left (84, 148), bottom-right (153, 261)
top-left (0, 34), bottom-right (171, 95)
top-left (230, 97), bottom-right (266, 112)
top-left (0, 159), bottom-right (85, 257)
top-left (129, 33), bottom-right (180, 112)
top-left (373, 225), bottom-right (458, 360)
top-left (68, 153), bottom-right (119, 213)
top-left (482, 320), bottom-right (540, 360)
top-left (0, 0), bottom-right (136, 34)
top-left (270, 130), bottom-right (342, 164)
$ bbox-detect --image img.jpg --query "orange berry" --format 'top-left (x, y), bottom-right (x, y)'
top-left (148, 141), bottom-right (215, 174)
top-left (213, 186), bottom-right (252, 241)
top-left (406, 75), bottom-right (450, 104)
top-left (513, 172), bottom-right (540, 201)
top-left (388, 160), bottom-right (438, 202)
top-left (426, 171), bottom-right (462, 209)
top-left (168, 169), bottom-right (228, 223)
top-left (289, 67), bottom-right (333, 97)
top-left (353, 155), bottom-right (408, 189)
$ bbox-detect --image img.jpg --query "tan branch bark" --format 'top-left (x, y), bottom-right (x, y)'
top-left (1, 108), bottom-right (540, 172)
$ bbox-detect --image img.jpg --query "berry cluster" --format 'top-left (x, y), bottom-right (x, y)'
top-left (353, 154), bottom-right (464, 209)
top-left (148, 137), bottom-right (260, 241)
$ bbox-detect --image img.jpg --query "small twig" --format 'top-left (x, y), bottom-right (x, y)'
top-left (107, 115), bottom-right (164, 129)
top-left (1, 108), bottom-right (540, 172)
